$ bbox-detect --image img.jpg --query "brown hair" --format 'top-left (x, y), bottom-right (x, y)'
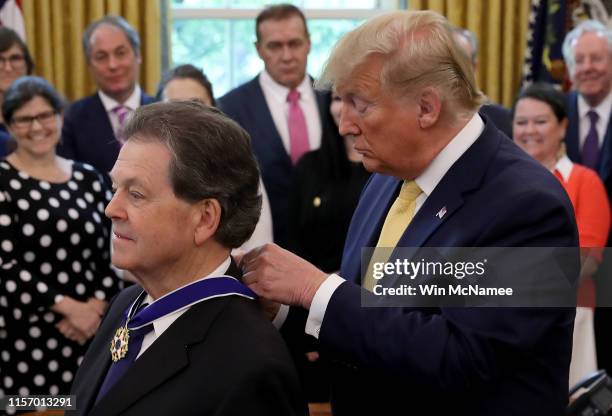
top-left (255, 4), bottom-right (309, 43)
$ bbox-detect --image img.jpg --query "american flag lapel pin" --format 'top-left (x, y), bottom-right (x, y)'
top-left (436, 206), bottom-right (447, 219)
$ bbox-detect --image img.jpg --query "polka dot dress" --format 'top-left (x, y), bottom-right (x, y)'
top-left (0, 160), bottom-right (121, 405)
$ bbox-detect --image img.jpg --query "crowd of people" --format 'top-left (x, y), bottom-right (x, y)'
top-left (0, 4), bottom-right (610, 415)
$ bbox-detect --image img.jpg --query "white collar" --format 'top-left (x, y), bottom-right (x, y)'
top-left (578, 90), bottom-right (612, 120)
top-left (98, 85), bottom-right (142, 112)
top-left (553, 155), bottom-right (573, 182)
top-left (259, 70), bottom-right (312, 102)
top-left (414, 112), bottom-right (485, 196)
top-left (143, 256), bottom-right (232, 336)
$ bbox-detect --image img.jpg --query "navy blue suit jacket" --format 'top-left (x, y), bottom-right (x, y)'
top-left (58, 91), bottom-right (155, 175)
top-left (317, 117), bottom-right (578, 415)
top-left (218, 76), bottom-right (335, 247)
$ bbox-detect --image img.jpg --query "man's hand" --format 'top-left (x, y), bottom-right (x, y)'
top-left (52, 296), bottom-right (103, 339)
top-left (241, 243), bottom-right (327, 309)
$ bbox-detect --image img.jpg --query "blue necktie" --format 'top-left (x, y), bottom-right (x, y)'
top-left (95, 311), bottom-right (152, 402)
top-left (582, 110), bottom-right (600, 170)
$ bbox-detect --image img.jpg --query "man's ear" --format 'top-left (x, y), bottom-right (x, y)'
top-left (417, 87), bottom-right (442, 129)
top-left (194, 199), bottom-right (222, 246)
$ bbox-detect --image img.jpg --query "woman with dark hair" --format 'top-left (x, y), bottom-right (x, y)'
top-left (512, 82), bottom-right (610, 387)
top-left (157, 64), bottom-right (215, 106)
top-left (0, 77), bottom-right (120, 402)
top-left (0, 27), bottom-right (33, 157)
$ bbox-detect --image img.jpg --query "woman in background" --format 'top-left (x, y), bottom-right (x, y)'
top-left (0, 77), bottom-right (120, 402)
top-left (512, 82), bottom-right (610, 387)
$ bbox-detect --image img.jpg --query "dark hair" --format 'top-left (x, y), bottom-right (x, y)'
top-left (156, 64), bottom-right (216, 106)
top-left (255, 4), bottom-right (309, 43)
top-left (2, 76), bottom-right (64, 123)
top-left (0, 27), bottom-right (34, 74)
top-left (123, 101), bottom-right (261, 249)
top-left (512, 82), bottom-right (567, 122)
top-left (82, 15), bottom-right (141, 60)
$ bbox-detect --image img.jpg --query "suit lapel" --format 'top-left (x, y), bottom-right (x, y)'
top-left (599, 111), bottom-right (612, 181)
top-left (565, 91), bottom-right (581, 163)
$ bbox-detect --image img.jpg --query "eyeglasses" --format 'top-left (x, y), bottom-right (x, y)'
top-left (0, 54), bottom-right (25, 69)
top-left (11, 111), bottom-right (57, 129)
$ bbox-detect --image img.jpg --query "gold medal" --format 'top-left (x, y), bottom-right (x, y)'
top-left (110, 324), bottom-right (130, 362)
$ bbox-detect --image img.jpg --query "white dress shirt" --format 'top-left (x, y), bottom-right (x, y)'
top-left (304, 113), bottom-right (486, 338)
top-left (577, 91), bottom-right (612, 149)
top-left (137, 256), bottom-right (232, 358)
top-left (258, 70), bottom-right (322, 154)
top-left (98, 85), bottom-right (142, 139)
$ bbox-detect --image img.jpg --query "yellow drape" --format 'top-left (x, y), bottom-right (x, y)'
top-left (409, 0), bottom-right (530, 107)
top-left (22, 0), bottom-right (161, 102)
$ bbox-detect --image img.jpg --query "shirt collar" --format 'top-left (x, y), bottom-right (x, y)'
top-left (144, 256), bottom-right (232, 336)
top-left (98, 85), bottom-right (142, 112)
top-left (578, 90), bottom-right (612, 120)
top-left (259, 70), bottom-right (312, 103)
top-left (553, 155), bottom-right (573, 182)
top-left (415, 112), bottom-right (485, 196)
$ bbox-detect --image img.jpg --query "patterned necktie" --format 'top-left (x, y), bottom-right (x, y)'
top-left (287, 89), bottom-right (310, 165)
top-left (95, 305), bottom-right (152, 403)
top-left (363, 181), bottom-right (423, 290)
top-left (112, 105), bottom-right (129, 144)
top-left (582, 110), bottom-right (600, 170)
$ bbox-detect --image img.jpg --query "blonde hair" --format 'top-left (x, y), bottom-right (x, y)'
top-left (317, 10), bottom-right (484, 114)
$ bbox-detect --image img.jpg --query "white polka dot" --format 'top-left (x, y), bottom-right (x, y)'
top-left (56, 219), bottom-right (67, 232)
top-left (85, 222), bottom-right (95, 234)
top-left (62, 371), bottom-right (73, 383)
top-left (18, 386), bottom-right (29, 396)
top-left (97, 202), bottom-right (105, 212)
top-left (106, 190), bottom-right (113, 200)
top-left (40, 235), bottom-right (52, 247)
top-left (9, 179), bottom-right (21, 190)
top-left (33, 374), bottom-right (45, 386)
top-left (47, 338), bottom-right (58, 350)
top-left (14, 339), bottom-right (25, 350)
top-left (49, 197), bottom-right (59, 208)
top-left (73, 261), bottom-right (82, 273)
top-left (85, 270), bottom-right (94, 281)
top-left (83, 249), bottom-right (92, 259)
top-left (40, 263), bottom-right (52, 275)
top-left (92, 212), bottom-right (101, 223)
top-left (68, 181), bottom-right (78, 191)
top-left (48, 360), bottom-right (58, 372)
top-left (95, 290), bottom-right (105, 300)
top-left (97, 238), bottom-right (104, 248)
top-left (0, 296), bottom-right (7, 307)
top-left (37, 209), bottom-right (49, 221)
top-left (22, 224), bottom-right (35, 236)
top-left (20, 292), bottom-right (31, 304)
top-left (84, 192), bottom-right (94, 203)
top-left (29, 326), bottom-right (40, 338)
top-left (56, 248), bottom-right (67, 260)
top-left (77, 356), bottom-right (84, 366)
top-left (68, 208), bottom-right (79, 219)
top-left (57, 272), bottom-right (69, 284)
top-left (39, 181), bottom-right (50, 190)
top-left (0, 192), bottom-right (4, 202)
top-left (59, 190), bottom-right (70, 200)
top-left (17, 199), bottom-right (29, 210)
top-left (92, 181), bottom-right (102, 192)
top-left (75, 283), bottom-right (86, 295)
top-left (13, 308), bottom-right (22, 319)
top-left (17, 362), bottom-right (28, 373)
top-left (36, 282), bottom-right (48, 293)
top-left (54, 294), bottom-right (64, 304)
top-left (43, 312), bottom-right (54, 323)
top-left (29, 189), bottom-right (41, 200)
top-left (2, 240), bottom-right (13, 252)
top-left (1, 351), bottom-right (9, 361)
top-left (19, 270), bottom-right (31, 281)
top-left (74, 171), bottom-right (84, 180)
top-left (103, 276), bottom-right (114, 287)
top-left (24, 251), bottom-right (35, 262)
top-left (61, 346), bottom-right (72, 358)
top-left (0, 214), bottom-right (11, 226)
top-left (31, 349), bottom-right (43, 360)
top-left (49, 385), bottom-right (59, 395)
top-left (5, 280), bottom-right (16, 292)
top-left (76, 198), bottom-right (86, 209)
top-left (70, 233), bottom-right (80, 245)
top-left (0, 162), bottom-right (9, 170)
top-left (3, 376), bottom-right (13, 388)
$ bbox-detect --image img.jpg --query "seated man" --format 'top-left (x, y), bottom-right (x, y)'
top-left (69, 101), bottom-right (306, 416)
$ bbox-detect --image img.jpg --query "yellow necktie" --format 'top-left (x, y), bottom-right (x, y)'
top-left (363, 180), bottom-right (422, 290)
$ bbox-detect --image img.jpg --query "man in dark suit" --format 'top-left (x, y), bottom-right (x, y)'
top-left (69, 101), bottom-right (305, 416)
top-left (562, 19), bottom-right (612, 376)
top-left (58, 16), bottom-right (155, 175)
top-left (242, 10), bottom-right (578, 415)
top-left (218, 4), bottom-right (335, 248)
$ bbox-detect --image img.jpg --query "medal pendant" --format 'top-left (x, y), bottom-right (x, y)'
top-left (110, 325), bottom-right (130, 362)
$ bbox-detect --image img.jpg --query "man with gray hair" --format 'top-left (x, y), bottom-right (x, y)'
top-left (69, 101), bottom-right (306, 416)
top-left (242, 10), bottom-right (578, 415)
top-left (58, 15), bottom-right (155, 176)
top-left (562, 19), bottom-right (612, 375)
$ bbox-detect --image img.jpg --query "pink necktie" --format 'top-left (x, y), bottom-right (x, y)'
top-left (287, 89), bottom-right (310, 165)
top-left (113, 105), bottom-right (129, 144)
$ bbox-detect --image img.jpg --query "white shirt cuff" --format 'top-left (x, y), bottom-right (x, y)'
top-left (272, 304), bottom-right (290, 329)
top-left (305, 274), bottom-right (345, 339)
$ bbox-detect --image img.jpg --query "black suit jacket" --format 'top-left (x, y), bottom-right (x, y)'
top-left (218, 76), bottom-right (336, 247)
top-left (69, 262), bottom-right (306, 416)
top-left (58, 91), bottom-right (156, 175)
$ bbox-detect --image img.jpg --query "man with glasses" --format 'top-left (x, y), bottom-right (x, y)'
top-left (57, 16), bottom-right (155, 177)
